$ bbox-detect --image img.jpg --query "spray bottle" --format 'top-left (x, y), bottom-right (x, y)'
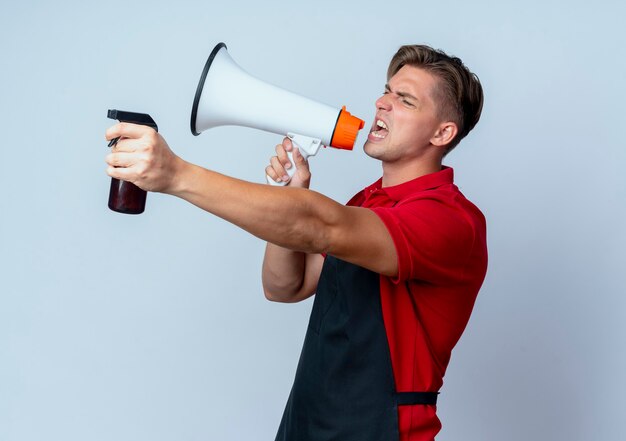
top-left (106, 109), bottom-right (158, 214)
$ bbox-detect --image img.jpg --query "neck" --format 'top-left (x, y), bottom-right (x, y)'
top-left (381, 157), bottom-right (442, 187)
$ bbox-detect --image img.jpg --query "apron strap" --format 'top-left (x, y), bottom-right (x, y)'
top-left (396, 391), bottom-right (439, 406)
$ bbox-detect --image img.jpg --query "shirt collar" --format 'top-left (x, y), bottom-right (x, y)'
top-left (366, 166), bottom-right (454, 202)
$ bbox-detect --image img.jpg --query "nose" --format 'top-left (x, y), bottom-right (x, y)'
top-left (376, 93), bottom-right (392, 111)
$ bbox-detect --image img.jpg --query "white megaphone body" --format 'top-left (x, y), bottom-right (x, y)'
top-left (190, 43), bottom-right (365, 185)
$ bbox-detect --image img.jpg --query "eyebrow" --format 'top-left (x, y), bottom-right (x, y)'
top-left (385, 84), bottom-right (419, 102)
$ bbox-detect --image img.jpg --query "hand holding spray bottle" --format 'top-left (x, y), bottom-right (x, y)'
top-left (106, 109), bottom-right (158, 214)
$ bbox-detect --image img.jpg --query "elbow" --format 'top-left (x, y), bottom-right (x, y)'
top-left (262, 277), bottom-right (296, 303)
top-left (263, 287), bottom-right (284, 303)
top-left (261, 266), bottom-right (307, 303)
top-left (262, 278), bottom-right (308, 303)
top-left (263, 288), bottom-right (302, 303)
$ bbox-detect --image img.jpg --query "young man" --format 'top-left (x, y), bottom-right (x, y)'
top-left (105, 45), bottom-right (487, 441)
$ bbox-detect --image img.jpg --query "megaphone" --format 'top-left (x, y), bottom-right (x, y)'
top-left (190, 43), bottom-right (365, 185)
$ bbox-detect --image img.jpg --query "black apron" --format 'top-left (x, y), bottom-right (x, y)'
top-left (275, 255), bottom-right (438, 441)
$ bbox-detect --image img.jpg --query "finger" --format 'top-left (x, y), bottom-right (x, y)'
top-left (270, 156), bottom-right (290, 181)
top-left (106, 163), bottom-right (135, 181)
top-left (292, 147), bottom-right (309, 170)
top-left (109, 137), bottom-right (138, 153)
top-left (105, 122), bottom-right (154, 143)
top-left (106, 151), bottom-right (136, 168)
top-left (282, 137), bottom-right (293, 152)
top-left (265, 165), bottom-right (282, 183)
top-left (275, 143), bottom-right (292, 169)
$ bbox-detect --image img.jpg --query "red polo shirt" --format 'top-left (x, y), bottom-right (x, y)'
top-left (346, 167), bottom-right (488, 440)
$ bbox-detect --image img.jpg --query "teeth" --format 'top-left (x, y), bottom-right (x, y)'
top-left (370, 119), bottom-right (389, 139)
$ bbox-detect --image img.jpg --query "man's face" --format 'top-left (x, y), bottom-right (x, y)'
top-left (364, 65), bottom-right (443, 162)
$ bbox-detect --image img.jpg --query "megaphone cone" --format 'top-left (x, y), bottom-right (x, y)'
top-left (190, 43), bottom-right (364, 149)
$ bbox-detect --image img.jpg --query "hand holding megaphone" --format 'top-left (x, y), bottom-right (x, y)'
top-left (190, 43), bottom-right (364, 185)
top-left (266, 133), bottom-right (319, 185)
top-left (266, 136), bottom-right (314, 187)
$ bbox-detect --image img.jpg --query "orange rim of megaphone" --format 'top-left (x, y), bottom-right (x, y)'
top-left (330, 106), bottom-right (365, 150)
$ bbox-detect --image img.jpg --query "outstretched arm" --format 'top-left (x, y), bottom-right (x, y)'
top-left (104, 123), bottom-right (398, 279)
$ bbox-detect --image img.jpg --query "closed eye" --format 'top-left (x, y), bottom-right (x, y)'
top-left (384, 84), bottom-right (418, 107)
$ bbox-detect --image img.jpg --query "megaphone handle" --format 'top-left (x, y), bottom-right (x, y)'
top-left (266, 134), bottom-right (321, 186)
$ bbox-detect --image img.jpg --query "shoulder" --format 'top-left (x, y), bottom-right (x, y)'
top-left (370, 185), bottom-right (486, 283)
top-left (396, 183), bottom-right (485, 231)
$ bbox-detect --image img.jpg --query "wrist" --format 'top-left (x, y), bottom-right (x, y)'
top-left (166, 157), bottom-right (196, 197)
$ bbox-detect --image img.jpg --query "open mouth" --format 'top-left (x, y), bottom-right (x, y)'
top-left (370, 119), bottom-right (389, 139)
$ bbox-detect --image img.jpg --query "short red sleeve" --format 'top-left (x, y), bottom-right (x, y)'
top-left (371, 194), bottom-right (477, 284)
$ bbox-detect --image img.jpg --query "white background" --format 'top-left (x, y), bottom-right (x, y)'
top-left (1, 1), bottom-right (624, 440)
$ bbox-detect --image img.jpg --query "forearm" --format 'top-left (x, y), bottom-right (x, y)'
top-left (262, 243), bottom-right (306, 301)
top-left (168, 160), bottom-right (338, 254)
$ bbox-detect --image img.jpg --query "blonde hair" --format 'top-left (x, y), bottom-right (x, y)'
top-left (388, 45), bottom-right (484, 151)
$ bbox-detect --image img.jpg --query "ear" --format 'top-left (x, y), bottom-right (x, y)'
top-left (430, 122), bottom-right (458, 148)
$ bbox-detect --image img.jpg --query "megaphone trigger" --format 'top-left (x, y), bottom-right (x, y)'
top-left (266, 133), bottom-right (321, 186)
